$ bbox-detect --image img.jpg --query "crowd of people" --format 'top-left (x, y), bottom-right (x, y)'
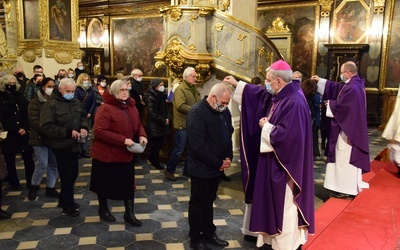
top-left (0, 59), bottom-right (373, 250)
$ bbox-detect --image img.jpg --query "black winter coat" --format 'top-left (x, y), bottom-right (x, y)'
top-left (0, 91), bottom-right (31, 154)
top-left (144, 88), bottom-right (171, 138)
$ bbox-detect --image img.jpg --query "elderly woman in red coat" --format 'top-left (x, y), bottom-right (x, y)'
top-left (90, 79), bottom-right (147, 226)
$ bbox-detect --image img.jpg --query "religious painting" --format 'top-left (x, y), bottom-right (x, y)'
top-left (332, 0), bottom-right (371, 44)
top-left (48, 0), bottom-right (72, 41)
top-left (258, 2), bottom-right (319, 78)
top-left (21, 0), bottom-right (40, 40)
top-left (111, 15), bottom-right (165, 77)
top-left (87, 18), bottom-right (104, 48)
top-left (380, 0), bottom-right (400, 90)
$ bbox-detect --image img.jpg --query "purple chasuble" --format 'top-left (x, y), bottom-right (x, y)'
top-left (323, 75), bottom-right (370, 172)
top-left (240, 81), bottom-right (315, 235)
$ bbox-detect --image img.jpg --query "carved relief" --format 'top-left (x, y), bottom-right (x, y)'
top-left (266, 17), bottom-right (290, 33)
top-left (319, 0), bottom-right (333, 17)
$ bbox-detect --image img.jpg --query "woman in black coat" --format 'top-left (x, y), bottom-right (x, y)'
top-left (0, 74), bottom-right (35, 190)
top-left (145, 78), bottom-right (171, 169)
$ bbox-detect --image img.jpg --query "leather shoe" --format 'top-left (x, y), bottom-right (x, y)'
top-left (206, 234), bottom-right (229, 247)
top-left (58, 202), bottom-right (80, 209)
top-left (63, 208), bottom-right (80, 217)
top-left (0, 209), bottom-right (11, 220)
top-left (99, 209), bottom-right (116, 222)
top-left (190, 241), bottom-right (211, 250)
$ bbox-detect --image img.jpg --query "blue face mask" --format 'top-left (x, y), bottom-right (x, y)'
top-left (63, 93), bottom-right (74, 100)
top-left (265, 82), bottom-right (274, 95)
top-left (340, 74), bottom-right (345, 81)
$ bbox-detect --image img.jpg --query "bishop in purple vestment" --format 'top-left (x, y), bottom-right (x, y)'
top-left (224, 60), bottom-right (315, 249)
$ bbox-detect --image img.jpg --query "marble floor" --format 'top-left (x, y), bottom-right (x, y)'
top-left (0, 127), bottom-right (388, 250)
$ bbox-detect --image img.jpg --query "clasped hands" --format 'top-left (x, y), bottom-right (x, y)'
top-left (219, 157), bottom-right (231, 171)
top-left (72, 129), bottom-right (88, 139)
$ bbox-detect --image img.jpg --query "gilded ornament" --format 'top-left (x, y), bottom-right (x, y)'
top-left (214, 51), bottom-right (222, 57)
top-left (170, 9), bottom-right (182, 21)
top-left (259, 46), bottom-right (266, 57)
top-left (236, 60), bottom-right (244, 65)
top-left (319, 0), bottom-right (333, 17)
top-left (190, 14), bottom-right (199, 21)
top-left (188, 44), bottom-right (196, 52)
top-left (266, 17), bottom-right (290, 33)
top-left (238, 34), bottom-right (246, 41)
top-left (215, 23), bottom-right (224, 32)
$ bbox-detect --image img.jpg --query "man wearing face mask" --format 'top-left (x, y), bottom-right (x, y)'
top-left (186, 83), bottom-right (233, 250)
top-left (40, 77), bottom-right (89, 217)
top-left (224, 60), bottom-right (315, 250)
top-left (74, 62), bottom-right (85, 80)
top-left (14, 67), bottom-right (29, 94)
top-left (128, 69), bottom-right (145, 118)
top-left (25, 74), bottom-right (44, 102)
top-left (311, 61), bottom-right (370, 199)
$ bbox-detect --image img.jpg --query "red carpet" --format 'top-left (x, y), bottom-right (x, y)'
top-left (305, 160), bottom-right (400, 250)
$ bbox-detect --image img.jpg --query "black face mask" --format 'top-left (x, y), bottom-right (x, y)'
top-left (58, 75), bottom-right (65, 79)
top-left (5, 84), bottom-right (16, 93)
top-left (15, 72), bottom-right (24, 78)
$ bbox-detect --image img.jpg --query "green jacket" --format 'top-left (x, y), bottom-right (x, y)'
top-left (39, 87), bottom-right (89, 152)
top-left (172, 81), bottom-right (201, 129)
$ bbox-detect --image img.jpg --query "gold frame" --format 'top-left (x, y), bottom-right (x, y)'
top-left (87, 18), bottom-right (104, 48)
top-left (16, 0), bottom-right (80, 63)
top-left (331, 0), bottom-right (371, 44)
top-left (258, 2), bottom-right (320, 77)
top-left (379, 0), bottom-right (397, 92)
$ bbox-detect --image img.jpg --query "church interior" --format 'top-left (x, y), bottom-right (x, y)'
top-left (0, 0), bottom-right (399, 249)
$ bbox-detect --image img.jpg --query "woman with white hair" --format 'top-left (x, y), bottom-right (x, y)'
top-left (90, 79), bottom-right (147, 226)
top-left (0, 74), bottom-right (35, 191)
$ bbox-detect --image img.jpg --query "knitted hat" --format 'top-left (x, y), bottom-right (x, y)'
top-left (269, 60), bottom-right (291, 70)
top-left (150, 78), bottom-right (163, 89)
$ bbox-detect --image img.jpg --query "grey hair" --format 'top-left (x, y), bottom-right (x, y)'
top-left (131, 69), bottom-right (143, 77)
top-left (343, 61), bottom-right (358, 74)
top-left (59, 77), bottom-right (76, 90)
top-left (183, 67), bottom-right (196, 79)
top-left (110, 79), bottom-right (128, 96)
top-left (209, 82), bottom-right (232, 98)
top-left (0, 74), bottom-right (20, 92)
top-left (266, 68), bottom-right (293, 83)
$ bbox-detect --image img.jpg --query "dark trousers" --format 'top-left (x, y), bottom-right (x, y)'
top-left (148, 136), bottom-right (165, 165)
top-left (189, 176), bottom-right (220, 243)
top-left (52, 149), bottom-right (79, 209)
top-left (4, 151), bottom-right (35, 188)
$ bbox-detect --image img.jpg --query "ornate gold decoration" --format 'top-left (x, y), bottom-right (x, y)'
top-left (80, 18), bottom-right (87, 32)
top-left (238, 34), bottom-right (246, 41)
top-left (179, 0), bottom-right (188, 5)
top-left (214, 51), bottom-right (222, 57)
top-left (319, 0), bottom-right (333, 17)
top-left (215, 23), bottom-right (224, 31)
top-left (18, 49), bottom-right (42, 63)
top-left (45, 49), bottom-right (82, 64)
top-left (219, 0), bottom-right (230, 11)
top-left (154, 38), bottom-right (213, 85)
top-left (373, 0), bottom-right (386, 14)
top-left (170, 9), bottom-right (182, 21)
top-left (102, 16), bottom-right (110, 27)
top-left (188, 44), bottom-right (196, 52)
top-left (190, 14), bottom-right (199, 21)
top-left (4, 0), bottom-right (12, 26)
top-left (199, 8), bottom-right (213, 17)
top-left (266, 17), bottom-right (290, 33)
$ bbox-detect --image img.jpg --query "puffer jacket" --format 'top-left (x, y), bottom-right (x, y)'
top-left (145, 88), bottom-right (171, 138)
top-left (91, 91), bottom-right (147, 163)
top-left (40, 87), bottom-right (89, 152)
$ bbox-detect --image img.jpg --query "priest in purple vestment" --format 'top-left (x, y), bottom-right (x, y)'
top-left (311, 61), bottom-right (370, 198)
top-left (224, 60), bottom-right (315, 250)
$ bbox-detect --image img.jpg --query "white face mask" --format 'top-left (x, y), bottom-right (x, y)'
top-left (136, 77), bottom-right (142, 82)
top-left (157, 86), bottom-right (165, 92)
top-left (100, 82), bottom-right (107, 87)
top-left (44, 87), bottom-right (53, 96)
top-left (78, 66), bottom-right (84, 71)
top-left (68, 74), bottom-right (74, 78)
